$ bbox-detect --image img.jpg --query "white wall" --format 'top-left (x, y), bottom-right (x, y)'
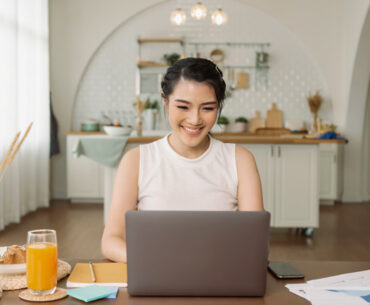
top-left (72, 0), bottom-right (328, 134)
top-left (49, 0), bottom-right (370, 200)
top-left (342, 7), bottom-right (370, 202)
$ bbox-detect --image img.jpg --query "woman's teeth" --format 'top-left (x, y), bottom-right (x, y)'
top-left (183, 126), bottom-right (200, 132)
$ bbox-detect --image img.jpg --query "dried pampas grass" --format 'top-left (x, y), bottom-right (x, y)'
top-left (307, 91), bottom-right (323, 115)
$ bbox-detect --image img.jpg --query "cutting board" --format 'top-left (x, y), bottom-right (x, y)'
top-left (237, 72), bottom-right (249, 89)
top-left (249, 111), bottom-right (266, 133)
top-left (266, 103), bottom-right (283, 128)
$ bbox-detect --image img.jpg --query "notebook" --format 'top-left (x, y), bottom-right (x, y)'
top-left (67, 262), bottom-right (127, 288)
top-left (126, 210), bottom-right (270, 296)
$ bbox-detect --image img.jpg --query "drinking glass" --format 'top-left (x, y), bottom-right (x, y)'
top-left (26, 229), bottom-right (58, 295)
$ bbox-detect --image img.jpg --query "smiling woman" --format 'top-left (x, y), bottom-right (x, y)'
top-left (101, 58), bottom-right (264, 262)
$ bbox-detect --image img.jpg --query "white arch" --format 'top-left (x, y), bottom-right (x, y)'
top-left (342, 5), bottom-right (370, 202)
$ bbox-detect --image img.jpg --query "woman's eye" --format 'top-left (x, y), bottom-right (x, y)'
top-left (177, 106), bottom-right (188, 110)
top-left (203, 107), bottom-right (216, 111)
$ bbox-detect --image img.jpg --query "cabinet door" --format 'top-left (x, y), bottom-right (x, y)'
top-left (319, 151), bottom-right (336, 199)
top-left (274, 145), bottom-right (319, 227)
top-left (66, 136), bottom-right (103, 200)
top-left (240, 144), bottom-right (274, 224)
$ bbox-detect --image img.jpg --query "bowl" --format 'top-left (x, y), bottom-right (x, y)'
top-left (0, 263), bottom-right (26, 275)
top-left (104, 125), bottom-right (132, 136)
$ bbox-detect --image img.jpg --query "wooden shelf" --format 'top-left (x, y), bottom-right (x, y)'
top-left (137, 61), bottom-right (168, 67)
top-left (137, 38), bottom-right (184, 44)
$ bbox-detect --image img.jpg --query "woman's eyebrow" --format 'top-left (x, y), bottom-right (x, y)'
top-left (174, 99), bottom-right (217, 106)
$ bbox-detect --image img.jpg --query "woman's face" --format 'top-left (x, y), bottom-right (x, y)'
top-left (163, 79), bottom-right (218, 153)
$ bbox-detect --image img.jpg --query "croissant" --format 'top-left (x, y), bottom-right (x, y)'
top-left (0, 245), bottom-right (26, 264)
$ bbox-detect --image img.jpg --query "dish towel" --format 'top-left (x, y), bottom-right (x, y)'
top-left (72, 136), bottom-right (129, 167)
top-left (316, 131), bottom-right (348, 143)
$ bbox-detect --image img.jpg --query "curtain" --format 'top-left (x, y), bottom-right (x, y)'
top-left (0, 0), bottom-right (50, 230)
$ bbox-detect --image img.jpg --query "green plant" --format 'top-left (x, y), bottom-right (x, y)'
top-left (235, 116), bottom-right (248, 123)
top-left (217, 116), bottom-right (229, 125)
top-left (163, 53), bottom-right (181, 66)
top-left (145, 99), bottom-right (159, 110)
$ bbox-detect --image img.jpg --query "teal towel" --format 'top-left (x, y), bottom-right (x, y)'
top-left (67, 285), bottom-right (116, 302)
top-left (72, 136), bottom-right (129, 168)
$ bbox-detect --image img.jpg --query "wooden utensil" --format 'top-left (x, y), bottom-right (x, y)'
top-left (0, 132), bottom-right (20, 172)
top-left (0, 122), bottom-right (33, 184)
top-left (236, 72), bottom-right (249, 89)
top-left (266, 103), bottom-right (283, 128)
top-left (255, 127), bottom-right (291, 136)
top-left (249, 111), bottom-right (266, 133)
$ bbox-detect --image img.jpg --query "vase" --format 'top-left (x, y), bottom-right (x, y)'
top-left (235, 122), bottom-right (247, 132)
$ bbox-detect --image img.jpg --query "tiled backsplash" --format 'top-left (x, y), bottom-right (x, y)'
top-left (72, 0), bottom-right (331, 132)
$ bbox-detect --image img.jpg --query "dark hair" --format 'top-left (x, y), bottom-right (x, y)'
top-left (161, 57), bottom-right (226, 114)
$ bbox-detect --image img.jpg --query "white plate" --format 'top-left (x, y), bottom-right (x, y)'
top-left (0, 263), bottom-right (26, 275)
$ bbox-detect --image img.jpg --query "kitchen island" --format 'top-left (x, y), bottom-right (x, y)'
top-left (65, 131), bottom-right (346, 232)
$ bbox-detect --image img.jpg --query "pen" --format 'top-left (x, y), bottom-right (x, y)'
top-left (89, 261), bottom-right (96, 282)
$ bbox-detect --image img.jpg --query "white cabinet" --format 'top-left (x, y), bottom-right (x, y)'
top-left (240, 144), bottom-right (319, 228)
top-left (319, 143), bottom-right (344, 204)
top-left (66, 135), bottom-right (104, 202)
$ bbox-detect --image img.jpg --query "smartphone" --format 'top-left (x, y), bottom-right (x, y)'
top-left (268, 262), bottom-right (305, 279)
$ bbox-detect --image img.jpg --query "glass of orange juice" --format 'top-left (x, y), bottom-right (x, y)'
top-left (26, 229), bottom-right (58, 295)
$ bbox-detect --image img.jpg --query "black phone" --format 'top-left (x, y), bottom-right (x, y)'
top-left (268, 262), bottom-right (305, 279)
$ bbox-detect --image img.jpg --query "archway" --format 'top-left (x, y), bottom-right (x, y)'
top-left (342, 7), bottom-right (370, 202)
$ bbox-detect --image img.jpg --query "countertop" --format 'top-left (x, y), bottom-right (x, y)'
top-left (64, 131), bottom-right (347, 144)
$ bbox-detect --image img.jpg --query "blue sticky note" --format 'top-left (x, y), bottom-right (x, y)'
top-left (67, 285), bottom-right (116, 302)
top-left (361, 294), bottom-right (370, 303)
top-left (329, 289), bottom-right (370, 297)
top-left (104, 286), bottom-right (119, 299)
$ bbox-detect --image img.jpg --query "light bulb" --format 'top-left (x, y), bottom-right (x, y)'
top-left (170, 8), bottom-right (186, 26)
top-left (211, 8), bottom-right (227, 26)
top-left (191, 2), bottom-right (207, 20)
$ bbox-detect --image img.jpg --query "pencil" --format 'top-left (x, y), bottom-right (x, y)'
top-left (89, 261), bottom-right (96, 282)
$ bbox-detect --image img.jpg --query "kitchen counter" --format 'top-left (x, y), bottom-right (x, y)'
top-left (64, 131), bottom-right (346, 144)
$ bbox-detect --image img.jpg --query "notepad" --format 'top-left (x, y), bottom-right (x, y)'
top-left (67, 285), bottom-right (116, 302)
top-left (67, 262), bottom-right (127, 288)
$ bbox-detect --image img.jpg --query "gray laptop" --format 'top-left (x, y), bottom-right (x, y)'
top-left (126, 210), bottom-right (270, 297)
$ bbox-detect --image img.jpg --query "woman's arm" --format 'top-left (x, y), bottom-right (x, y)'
top-left (101, 146), bottom-right (140, 262)
top-left (235, 145), bottom-right (264, 211)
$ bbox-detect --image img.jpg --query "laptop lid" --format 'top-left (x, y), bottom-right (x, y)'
top-left (126, 210), bottom-right (270, 297)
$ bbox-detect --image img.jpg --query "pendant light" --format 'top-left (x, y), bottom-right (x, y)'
top-left (191, 2), bottom-right (207, 20)
top-left (170, 8), bottom-right (186, 26)
top-left (211, 8), bottom-right (227, 26)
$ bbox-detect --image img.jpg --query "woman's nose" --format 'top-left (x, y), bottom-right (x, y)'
top-left (187, 110), bottom-right (202, 125)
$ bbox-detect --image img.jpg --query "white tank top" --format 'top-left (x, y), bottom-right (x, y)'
top-left (138, 133), bottom-right (238, 211)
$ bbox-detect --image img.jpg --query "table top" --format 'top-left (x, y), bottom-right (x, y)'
top-left (2, 260), bottom-right (369, 305)
top-left (65, 131), bottom-right (347, 144)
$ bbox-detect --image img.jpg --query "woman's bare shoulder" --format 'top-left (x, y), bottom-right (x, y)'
top-left (235, 144), bottom-right (255, 163)
top-left (117, 146), bottom-right (140, 174)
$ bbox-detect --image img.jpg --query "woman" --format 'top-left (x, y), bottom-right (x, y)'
top-left (101, 58), bottom-right (263, 262)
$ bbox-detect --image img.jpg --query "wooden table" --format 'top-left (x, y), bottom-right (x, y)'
top-left (2, 260), bottom-right (370, 304)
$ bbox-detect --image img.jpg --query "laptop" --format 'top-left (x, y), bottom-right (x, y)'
top-left (126, 210), bottom-right (270, 297)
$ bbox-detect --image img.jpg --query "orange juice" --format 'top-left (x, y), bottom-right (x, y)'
top-left (26, 242), bottom-right (58, 291)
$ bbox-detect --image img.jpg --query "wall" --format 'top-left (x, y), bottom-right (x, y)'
top-left (49, 0), bottom-right (370, 200)
top-left (72, 0), bottom-right (328, 133)
top-left (342, 6), bottom-right (370, 202)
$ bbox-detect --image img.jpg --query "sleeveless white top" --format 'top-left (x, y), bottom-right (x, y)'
top-left (138, 134), bottom-right (238, 211)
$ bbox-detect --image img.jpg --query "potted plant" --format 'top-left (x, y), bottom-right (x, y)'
top-left (234, 116), bottom-right (248, 132)
top-left (212, 116), bottom-right (229, 133)
top-left (163, 53), bottom-right (181, 66)
top-left (143, 98), bottom-right (159, 130)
